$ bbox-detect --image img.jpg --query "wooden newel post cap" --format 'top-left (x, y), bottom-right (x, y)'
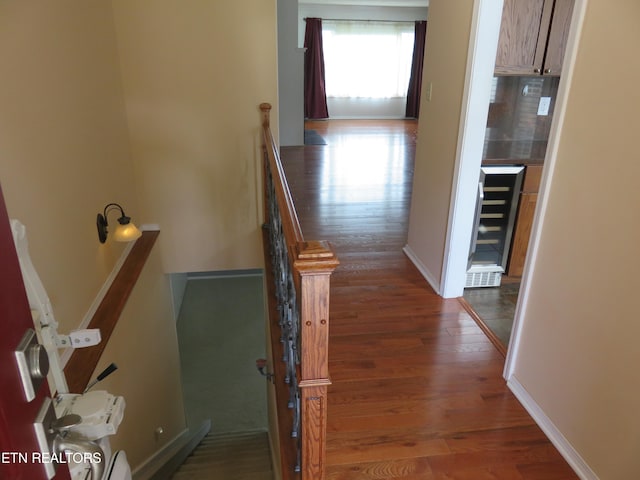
top-left (294, 240), bottom-right (339, 272)
top-left (260, 103), bottom-right (272, 127)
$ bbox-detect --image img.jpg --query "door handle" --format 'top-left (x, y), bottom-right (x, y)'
top-left (53, 432), bottom-right (104, 480)
top-left (35, 399), bottom-right (106, 480)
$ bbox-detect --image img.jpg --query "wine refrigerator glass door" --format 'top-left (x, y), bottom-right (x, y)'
top-left (467, 165), bottom-right (524, 282)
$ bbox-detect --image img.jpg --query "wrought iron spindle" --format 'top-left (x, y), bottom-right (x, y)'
top-left (265, 157), bottom-right (302, 474)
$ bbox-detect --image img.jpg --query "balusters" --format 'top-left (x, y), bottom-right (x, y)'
top-left (265, 158), bottom-right (303, 472)
top-left (260, 102), bottom-right (337, 480)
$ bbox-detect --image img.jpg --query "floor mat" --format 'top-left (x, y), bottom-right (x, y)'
top-left (304, 129), bottom-right (327, 145)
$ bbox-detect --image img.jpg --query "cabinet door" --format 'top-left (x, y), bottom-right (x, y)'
top-left (494, 0), bottom-right (552, 75)
top-left (507, 165), bottom-right (541, 277)
top-left (542, 0), bottom-right (575, 76)
top-left (507, 192), bottom-right (537, 277)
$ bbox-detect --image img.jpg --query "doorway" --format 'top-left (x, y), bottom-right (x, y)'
top-left (461, 73), bottom-right (561, 354)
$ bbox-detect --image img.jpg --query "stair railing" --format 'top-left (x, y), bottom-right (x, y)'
top-left (259, 103), bottom-right (338, 480)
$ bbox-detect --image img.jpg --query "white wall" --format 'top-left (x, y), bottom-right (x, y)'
top-left (327, 97), bottom-right (408, 119)
top-left (279, 0), bottom-right (305, 146)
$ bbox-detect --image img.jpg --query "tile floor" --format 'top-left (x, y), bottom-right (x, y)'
top-left (462, 281), bottom-right (520, 347)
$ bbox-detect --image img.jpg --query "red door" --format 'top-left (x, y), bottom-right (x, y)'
top-left (0, 185), bottom-right (70, 480)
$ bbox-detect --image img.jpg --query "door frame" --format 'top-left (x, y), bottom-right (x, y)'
top-left (438, 0), bottom-right (504, 298)
top-left (439, 0), bottom-right (588, 376)
top-left (503, 0), bottom-right (588, 378)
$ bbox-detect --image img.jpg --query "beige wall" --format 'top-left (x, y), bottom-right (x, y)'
top-left (0, 1), bottom-right (187, 472)
top-left (1, 0), bottom-right (279, 471)
top-left (406, 0), bottom-right (640, 476)
top-left (111, 0), bottom-right (279, 273)
top-left (0, 0), bottom-right (138, 334)
top-left (93, 244), bottom-right (186, 469)
top-left (405, 0), bottom-right (474, 287)
top-left (1, 0), bottom-right (278, 472)
top-left (512, 1), bottom-right (640, 478)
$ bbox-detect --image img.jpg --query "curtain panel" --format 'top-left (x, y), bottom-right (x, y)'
top-left (405, 21), bottom-right (427, 118)
top-left (304, 17), bottom-right (329, 119)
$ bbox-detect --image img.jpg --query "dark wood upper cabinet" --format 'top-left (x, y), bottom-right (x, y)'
top-left (495, 0), bottom-right (574, 76)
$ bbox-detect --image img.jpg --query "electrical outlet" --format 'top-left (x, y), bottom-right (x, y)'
top-left (538, 96), bottom-right (551, 116)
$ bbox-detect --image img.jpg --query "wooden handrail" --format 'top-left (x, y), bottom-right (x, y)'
top-left (260, 104), bottom-right (304, 245)
top-left (65, 230), bottom-right (159, 393)
top-left (260, 103), bottom-right (338, 480)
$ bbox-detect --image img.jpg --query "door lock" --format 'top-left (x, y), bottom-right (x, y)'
top-left (15, 328), bottom-right (49, 401)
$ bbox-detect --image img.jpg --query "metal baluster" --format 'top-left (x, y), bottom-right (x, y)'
top-left (294, 393), bottom-right (302, 473)
top-left (265, 158), bottom-right (303, 476)
top-left (284, 305), bottom-right (292, 384)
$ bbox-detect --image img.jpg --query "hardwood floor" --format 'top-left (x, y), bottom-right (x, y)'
top-left (280, 120), bottom-right (577, 479)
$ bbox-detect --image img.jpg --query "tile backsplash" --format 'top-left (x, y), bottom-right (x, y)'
top-left (483, 76), bottom-right (560, 161)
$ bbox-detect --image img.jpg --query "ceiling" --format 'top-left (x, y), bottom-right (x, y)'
top-left (299, 0), bottom-right (428, 7)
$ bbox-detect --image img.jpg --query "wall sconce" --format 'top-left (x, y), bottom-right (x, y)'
top-left (96, 203), bottom-right (142, 243)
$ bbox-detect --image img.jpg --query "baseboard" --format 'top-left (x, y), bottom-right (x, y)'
top-left (133, 419), bottom-right (211, 480)
top-left (507, 376), bottom-right (598, 480)
top-left (187, 268), bottom-right (264, 280)
top-left (324, 115), bottom-right (410, 120)
top-left (402, 245), bottom-right (441, 294)
top-left (169, 273), bottom-right (188, 323)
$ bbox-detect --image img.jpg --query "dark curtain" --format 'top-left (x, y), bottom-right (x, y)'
top-left (405, 21), bottom-right (427, 118)
top-left (304, 18), bottom-right (329, 119)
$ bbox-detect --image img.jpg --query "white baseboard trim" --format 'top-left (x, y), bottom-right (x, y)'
top-left (169, 273), bottom-right (188, 323)
top-left (186, 269), bottom-right (264, 280)
top-left (132, 419), bottom-right (211, 480)
top-left (402, 245), bottom-right (441, 295)
top-left (507, 376), bottom-right (598, 480)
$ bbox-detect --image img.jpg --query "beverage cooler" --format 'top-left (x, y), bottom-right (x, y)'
top-left (466, 165), bottom-right (524, 288)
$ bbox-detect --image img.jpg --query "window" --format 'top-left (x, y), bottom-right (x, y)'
top-left (322, 20), bottom-right (415, 99)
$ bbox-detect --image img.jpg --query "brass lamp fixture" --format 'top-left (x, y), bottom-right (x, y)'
top-left (96, 203), bottom-right (142, 243)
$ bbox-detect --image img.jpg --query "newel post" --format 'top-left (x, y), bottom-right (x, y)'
top-left (295, 240), bottom-right (339, 480)
top-left (260, 102), bottom-right (272, 128)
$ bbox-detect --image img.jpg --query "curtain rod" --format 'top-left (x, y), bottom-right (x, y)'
top-left (304, 17), bottom-right (421, 23)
